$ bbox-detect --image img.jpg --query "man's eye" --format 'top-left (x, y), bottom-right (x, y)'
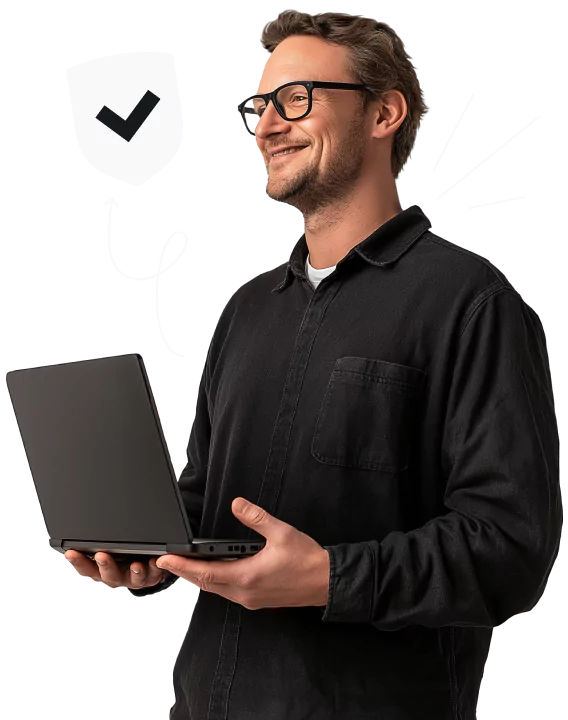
top-left (291, 95), bottom-right (307, 103)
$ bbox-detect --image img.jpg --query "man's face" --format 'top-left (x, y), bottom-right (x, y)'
top-left (253, 35), bottom-right (370, 214)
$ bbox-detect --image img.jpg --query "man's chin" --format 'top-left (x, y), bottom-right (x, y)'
top-left (265, 176), bottom-right (291, 200)
top-left (266, 190), bottom-right (295, 208)
top-left (265, 187), bottom-right (295, 203)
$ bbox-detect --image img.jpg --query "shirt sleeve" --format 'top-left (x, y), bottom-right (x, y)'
top-left (321, 285), bottom-right (562, 629)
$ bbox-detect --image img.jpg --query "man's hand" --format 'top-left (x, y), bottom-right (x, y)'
top-left (156, 497), bottom-right (330, 611)
top-left (64, 550), bottom-right (168, 590)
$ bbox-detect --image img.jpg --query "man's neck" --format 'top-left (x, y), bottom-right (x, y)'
top-left (303, 185), bottom-right (402, 270)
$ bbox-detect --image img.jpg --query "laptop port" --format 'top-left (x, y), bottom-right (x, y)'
top-left (251, 545), bottom-right (259, 551)
top-left (228, 545), bottom-right (233, 551)
top-left (209, 545), bottom-right (214, 552)
top-left (240, 545), bottom-right (246, 553)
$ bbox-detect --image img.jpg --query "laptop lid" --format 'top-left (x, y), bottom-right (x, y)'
top-left (6, 353), bottom-right (194, 547)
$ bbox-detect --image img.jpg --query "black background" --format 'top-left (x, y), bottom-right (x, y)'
top-left (0, 3), bottom-right (568, 720)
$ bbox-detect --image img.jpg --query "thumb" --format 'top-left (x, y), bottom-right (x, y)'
top-left (231, 497), bottom-right (280, 537)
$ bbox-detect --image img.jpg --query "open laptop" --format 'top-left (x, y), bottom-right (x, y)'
top-left (6, 353), bottom-right (265, 563)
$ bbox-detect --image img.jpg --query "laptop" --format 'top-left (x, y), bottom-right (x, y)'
top-left (6, 353), bottom-right (266, 563)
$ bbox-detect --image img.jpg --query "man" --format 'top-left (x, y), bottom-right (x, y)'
top-left (65, 10), bottom-right (562, 720)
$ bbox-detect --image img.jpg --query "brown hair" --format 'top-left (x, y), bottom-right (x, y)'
top-left (260, 10), bottom-right (428, 179)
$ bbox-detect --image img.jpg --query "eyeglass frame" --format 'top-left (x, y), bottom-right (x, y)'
top-left (237, 80), bottom-right (371, 136)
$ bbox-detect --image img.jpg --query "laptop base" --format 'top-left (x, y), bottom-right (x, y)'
top-left (50, 537), bottom-right (266, 562)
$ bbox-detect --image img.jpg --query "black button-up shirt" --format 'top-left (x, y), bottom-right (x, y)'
top-left (131, 204), bottom-right (562, 720)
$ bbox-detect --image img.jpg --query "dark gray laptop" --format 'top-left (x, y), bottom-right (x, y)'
top-left (6, 353), bottom-right (265, 563)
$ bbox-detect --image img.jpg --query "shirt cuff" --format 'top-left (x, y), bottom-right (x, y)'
top-left (320, 542), bottom-right (375, 623)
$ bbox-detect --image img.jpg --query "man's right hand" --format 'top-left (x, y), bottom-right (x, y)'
top-left (64, 550), bottom-right (167, 590)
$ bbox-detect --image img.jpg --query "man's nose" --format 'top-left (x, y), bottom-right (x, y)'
top-left (255, 101), bottom-right (291, 140)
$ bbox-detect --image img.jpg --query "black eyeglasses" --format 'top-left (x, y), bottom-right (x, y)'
top-left (237, 80), bottom-right (370, 135)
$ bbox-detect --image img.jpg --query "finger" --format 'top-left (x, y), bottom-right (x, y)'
top-left (147, 557), bottom-right (166, 585)
top-left (128, 561), bottom-right (149, 589)
top-left (94, 552), bottom-right (123, 587)
top-left (128, 557), bottom-right (164, 589)
top-left (65, 550), bottom-right (102, 581)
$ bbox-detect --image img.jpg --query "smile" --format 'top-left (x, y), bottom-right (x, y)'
top-left (270, 146), bottom-right (308, 162)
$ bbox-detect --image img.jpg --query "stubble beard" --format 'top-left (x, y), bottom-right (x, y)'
top-left (265, 113), bottom-right (367, 217)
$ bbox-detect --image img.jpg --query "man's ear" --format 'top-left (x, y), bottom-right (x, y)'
top-left (371, 89), bottom-right (407, 139)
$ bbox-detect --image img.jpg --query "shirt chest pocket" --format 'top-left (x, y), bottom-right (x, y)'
top-left (311, 356), bottom-right (426, 473)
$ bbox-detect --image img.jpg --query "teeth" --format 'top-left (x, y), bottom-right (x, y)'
top-left (273, 147), bottom-right (303, 157)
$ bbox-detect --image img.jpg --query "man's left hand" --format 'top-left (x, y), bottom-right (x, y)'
top-left (156, 497), bottom-right (330, 611)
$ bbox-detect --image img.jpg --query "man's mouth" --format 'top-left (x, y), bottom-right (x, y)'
top-left (270, 146), bottom-right (308, 161)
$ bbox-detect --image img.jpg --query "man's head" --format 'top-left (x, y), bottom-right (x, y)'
top-left (246, 11), bottom-right (428, 214)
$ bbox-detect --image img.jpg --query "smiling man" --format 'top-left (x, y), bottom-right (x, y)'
top-left (66, 9), bottom-right (562, 720)
top-left (255, 45), bottom-right (402, 254)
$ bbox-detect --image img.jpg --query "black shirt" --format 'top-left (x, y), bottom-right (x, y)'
top-left (131, 204), bottom-right (562, 720)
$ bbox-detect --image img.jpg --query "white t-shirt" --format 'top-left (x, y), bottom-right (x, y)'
top-left (305, 253), bottom-right (336, 289)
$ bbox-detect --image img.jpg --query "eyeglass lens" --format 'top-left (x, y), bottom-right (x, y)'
top-left (242, 84), bottom-right (309, 133)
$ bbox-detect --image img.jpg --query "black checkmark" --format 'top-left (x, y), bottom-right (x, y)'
top-left (96, 90), bottom-right (160, 141)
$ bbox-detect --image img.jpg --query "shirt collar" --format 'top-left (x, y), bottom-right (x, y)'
top-left (271, 204), bottom-right (431, 293)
